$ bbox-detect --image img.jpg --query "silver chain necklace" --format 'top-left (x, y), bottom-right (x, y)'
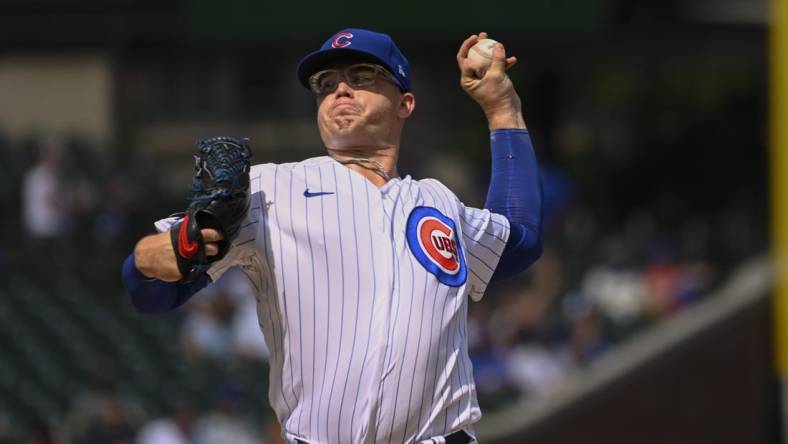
top-left (332, 156), bottom-right (392, 182)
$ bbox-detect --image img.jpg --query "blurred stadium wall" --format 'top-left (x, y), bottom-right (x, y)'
top-left (477, 257), bottom-right (775, 443)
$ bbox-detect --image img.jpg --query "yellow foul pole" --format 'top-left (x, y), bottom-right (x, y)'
top-left (773, 0), bottom-right (788, 376)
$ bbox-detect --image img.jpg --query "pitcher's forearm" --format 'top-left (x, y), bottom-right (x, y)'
top-left (121, 253), bottom-right (209, 313)
top-left (134, 232), bottom-right (182, 282)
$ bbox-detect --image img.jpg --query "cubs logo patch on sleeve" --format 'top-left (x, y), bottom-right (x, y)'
top-left (406, 206), bottom-right (468, 287)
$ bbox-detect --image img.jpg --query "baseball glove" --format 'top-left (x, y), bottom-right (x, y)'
top-left (170, 136), bottom-right (252, 283)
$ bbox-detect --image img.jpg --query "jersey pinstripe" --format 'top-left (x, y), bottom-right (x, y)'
top-left (174, 155), bottom-right (510, 444)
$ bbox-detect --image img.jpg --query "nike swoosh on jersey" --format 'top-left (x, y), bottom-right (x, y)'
top-left (303, 189), bottom-right (335, 198)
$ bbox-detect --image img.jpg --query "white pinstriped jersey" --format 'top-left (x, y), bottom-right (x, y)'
top-left (197, 156), bottom-right (510, 444)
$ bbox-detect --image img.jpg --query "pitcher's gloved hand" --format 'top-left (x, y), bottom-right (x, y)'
top-left (170, 136), bottom-right (252, 283)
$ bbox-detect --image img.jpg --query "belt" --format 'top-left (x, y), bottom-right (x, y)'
top-left (294, 430), bottom-right (472, 444)
top-left (439, 429), bottom-right (473, 444)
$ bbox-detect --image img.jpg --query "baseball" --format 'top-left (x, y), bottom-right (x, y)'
top-left (468, 38), bottom-right (498, 68)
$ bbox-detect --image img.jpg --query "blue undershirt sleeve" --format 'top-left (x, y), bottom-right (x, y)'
top-left (121, 253), bottom-right (210, 313)
top-left (485, 129), bottom-right (543, 282)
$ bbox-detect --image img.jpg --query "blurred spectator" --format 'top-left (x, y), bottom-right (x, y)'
top-left (539, 162), bottom-right (576, 231)
top-left (582, 265), bottom-right (644, 326)
top-left (75, 396), bottom-right (135, 444)
top-left (63, 367), bottom-right (141, 444)
top-left (180, 268), bottom-right (269, 362)
top-left (22, 135), bottom-right (72, 240)
top-left (93, 176), bottom-right (135, 246)
top-left (560, 292), bottom-right (609, 366)
top-left (231, 296), bottom-right (270, 361)
top-left (642, 239), bottom-right (714, 318)
top-left (473, 247), bottom-right (568, 400)
top-left (224, 269), bottom-right (269, 361)
top-left (180, 293), bottom-right (235, 362)
top-left (505, 344), bottom-right (566, 396)
top-left (193, 385), bottom-right (263, 444)
top-left (468, 297), bottom-right (510, 402)
top-left (0, 413), bottom-right (15, 444)
top-left (137, 419), bottom-right (189, 444)
top-left (136, 403), bottom-right (196, 444)
top-left (27, 418), bottom-right (57, 444)
top-left (642, 241), bottom-right (683, 317)
top-left (63, 137), bottom-right (101, 233)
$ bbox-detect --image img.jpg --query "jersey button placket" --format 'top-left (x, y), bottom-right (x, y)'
top-left (374, 184), bottom-right (398, 435)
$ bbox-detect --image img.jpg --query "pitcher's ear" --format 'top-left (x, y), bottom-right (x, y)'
top-left (398, 92), bottom-right (416, 118)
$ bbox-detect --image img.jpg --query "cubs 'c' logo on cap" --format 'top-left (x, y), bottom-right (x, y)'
top-left (331, 32), bottom-right (353, 48)
top-left (406, 206), bottom-right (467, 287)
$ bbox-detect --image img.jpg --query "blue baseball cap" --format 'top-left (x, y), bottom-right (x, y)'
top-left (296, 28), bottom-right (411, 92)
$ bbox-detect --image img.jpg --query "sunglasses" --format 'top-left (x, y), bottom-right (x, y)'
top-left (308, 63), bottom-right (399, 95)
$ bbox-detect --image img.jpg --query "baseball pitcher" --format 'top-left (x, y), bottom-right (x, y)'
top-left (122, 29), bottom-right (543, 444)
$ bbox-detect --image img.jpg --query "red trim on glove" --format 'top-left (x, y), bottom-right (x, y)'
top-left (178, 214), bottom-right (199, 258)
